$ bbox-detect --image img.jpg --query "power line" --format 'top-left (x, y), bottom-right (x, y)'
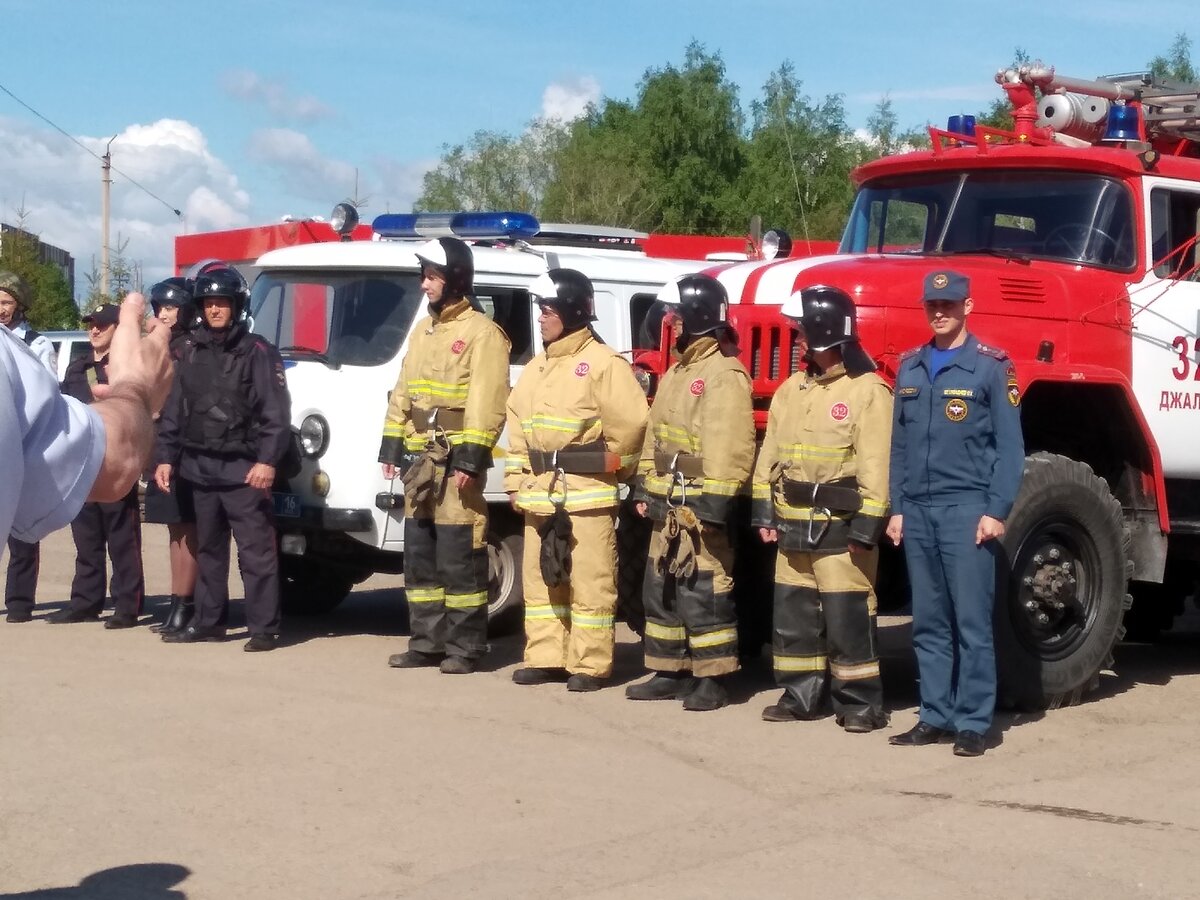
top-left (0, 80), bottom-right (183, 217)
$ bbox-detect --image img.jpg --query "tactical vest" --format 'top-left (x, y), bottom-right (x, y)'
top-left (179, 335), bottom-right (258, 455)
top-left (21, 325), bottom-right (41, 347)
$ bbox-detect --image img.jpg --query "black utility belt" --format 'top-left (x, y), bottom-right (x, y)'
top-left (653, 450), bottom-right (704, 479)
top-left (780, 478), bottom-right (861, 513)
top-left (528, 446), bottom-right (613, 476)
top-left (410, 407), bottom-right (465, 432)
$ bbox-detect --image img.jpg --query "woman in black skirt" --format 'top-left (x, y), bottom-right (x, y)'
top-left (144, 277), bottom-right (199, 634)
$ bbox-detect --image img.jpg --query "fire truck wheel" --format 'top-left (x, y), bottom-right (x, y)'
top-left (994, 453), bottom-right (1131, 711)
top-left (280, 557), bottom-right (355, 616)
top-left (616, 505), bottom-right (652, 636)
top-left (486, 513), bottom-right (524, 635)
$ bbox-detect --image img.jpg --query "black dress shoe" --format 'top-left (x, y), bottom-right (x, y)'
top-left (151, 595), bottom-right (193, 634)
top-left (5, 608), bottom-right (33, 623)
top-left (244, 634), bottom-right (278, 652)
top-left (566, 674), bottom-right (605, 692)
top-left (439, 656), bottom-right (475, 674)
top-left (953, 730), bottom-right (987, 757)
top-left (512, 667), bottom-right (569, 685)
top-left (47, 608), bottom-right (100, 624)
top-left (104, 613), bottom-right (139, 630)
top-left (625, 673), bottom-right (697, 701)
top-left (387, 649), bottom-right (444, 668)
top-left (888, 722), bottom-right (952, 746)
top-left (161, 625), bottom-right (226, 643)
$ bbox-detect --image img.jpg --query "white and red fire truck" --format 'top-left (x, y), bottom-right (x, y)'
top-left (633, 62), bottom-right (1200, 709)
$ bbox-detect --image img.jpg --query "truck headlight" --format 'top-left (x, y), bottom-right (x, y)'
top-left (300, 414), bottom-right (329, 458)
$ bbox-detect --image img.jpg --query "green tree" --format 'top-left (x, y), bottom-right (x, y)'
top-left (1149, 33), bottom-right (1197, 83)
top-left (0, 210), bottom-right (78, 330)
top-left (866, 95), bottom-right (927, 157)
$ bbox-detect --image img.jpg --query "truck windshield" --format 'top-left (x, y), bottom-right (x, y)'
top-left (840, 170), bottom-right (1136, 270)
top-left (250, 270), bottom-right (423, 367)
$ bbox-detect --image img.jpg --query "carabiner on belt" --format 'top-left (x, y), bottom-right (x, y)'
top-left (665, 452), bottom-right (687, 509)
top-left (546, 450), bottom-right (568, 508)
top-left (805, 484), bottom-right (829, 546)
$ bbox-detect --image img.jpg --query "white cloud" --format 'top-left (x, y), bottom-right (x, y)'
top-left (247, 128), bottom-right (363, 208)
top-left (220, 69), bottom-right (334, 123)
top-left (0, 116), bottom-right (251, 295)
top-left (541, 76), bottom-right (601, 122)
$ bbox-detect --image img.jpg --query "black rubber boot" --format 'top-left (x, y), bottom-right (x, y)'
top-left (152, 595), bottom-right (193, 635)
top-left (625, 672), bottom-right (697, 701)
top-left (682, 677), bottom-right (729, 712)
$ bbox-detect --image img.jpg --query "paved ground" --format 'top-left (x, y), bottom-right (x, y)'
top-left (2, 524), bottom-right (1200, 899)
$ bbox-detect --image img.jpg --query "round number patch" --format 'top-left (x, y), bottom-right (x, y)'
top-left (830, 402), bottom-right (849, 421)
top-left (945, 399), bottom-right (969, 422)
top-left (575, 362), bottom-right (591, 377)
top-left (450, 339), bottom-right (466, 354)
top-left (690, 379), bottom-right (705, 396)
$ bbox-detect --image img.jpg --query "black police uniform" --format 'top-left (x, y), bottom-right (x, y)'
top-left (57, 352), bottom-right (145, 621)
top-left (156, 320), bottom-right (292, 640)
top-left (5, 325), bottom-right (47, 621)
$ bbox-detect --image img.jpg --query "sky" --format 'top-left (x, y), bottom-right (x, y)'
top-left (0, 0), bottom-right (1196, 293)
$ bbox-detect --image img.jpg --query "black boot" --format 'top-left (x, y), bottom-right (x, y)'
top-left (151, 595), bottom-right (193, 635)
top-left (682, 677), bottom-right (729, 712)
top-left (625, 672), bottom-right (697, 701)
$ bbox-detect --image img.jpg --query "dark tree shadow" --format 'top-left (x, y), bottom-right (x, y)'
top-left (0, 863), bottom-right (190, 899)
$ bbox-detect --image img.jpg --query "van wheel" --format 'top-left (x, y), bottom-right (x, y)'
top-left (486, 512), bottom-right (523, 634)
top-left (995, 453), bottom-right (1131, 710)
top-left (280, 558), bottom-right (354, 616)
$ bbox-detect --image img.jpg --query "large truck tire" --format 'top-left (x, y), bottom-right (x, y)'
top-left (280, 556), bottom-right (356, 616)
top-left (486, 509), bottom-right (524, 635)
top-left (994, 452), bottom-right (1131, 710)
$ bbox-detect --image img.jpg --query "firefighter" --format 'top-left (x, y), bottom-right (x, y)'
top-left (378, 237), bottom-right (510, 675)
top-left (1, 271), bottom-right (56, 623)
top-left (49, 303), bottom-right (146, 628)
top-left (156, 264), bottom-right (293, 651)
top-left (144, 277), bottom-right (199, 635)
top-left (506, 268), bottom-right (648, 691)
top-left (752, 285), bottom-right (892, 732)
top-left (626, 273), bottom-right (754, 711)
top-left (886, 271), bottom-right (1025, 757)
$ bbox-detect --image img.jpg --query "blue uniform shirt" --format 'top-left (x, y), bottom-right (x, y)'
top-left (889, 334), bottom-right (1025, 519)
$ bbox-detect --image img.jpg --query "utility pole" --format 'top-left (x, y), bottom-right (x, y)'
top-left (100, 135), bottom-right (116, 298)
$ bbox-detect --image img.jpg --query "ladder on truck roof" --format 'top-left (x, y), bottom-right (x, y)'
top-left (1103, 73), bottom-right (1200, 144)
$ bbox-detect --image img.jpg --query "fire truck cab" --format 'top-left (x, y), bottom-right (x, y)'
top-left (636, 63), bottom-right (1200, 709)
top-left (247, 213), bottom-right (714, 623)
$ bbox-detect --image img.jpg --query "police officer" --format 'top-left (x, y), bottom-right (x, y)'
top-left (1, 271), bottom-right (56, 623)
top-left (144, 278), bottom-right (199, 635)
top-left (378, 237), bottom-right (510, 674)
top-left (626, 274), bottom-right (754, 711)
top-left (49, 303), bottom-right (146, 628)
top-left (505, 268), bottom-right (649, 691)
top-left (751, 285), bottom-right (892, 732)
top-left (887, 271), bottom-right (1024, 757)
top-left (156, 264), bottom-right (293, 651)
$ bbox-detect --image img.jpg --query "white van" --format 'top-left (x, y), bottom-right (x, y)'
top-left (43, 330), bottom-right (89, 382)
top-left (248, 213), bottom-right (708, 620)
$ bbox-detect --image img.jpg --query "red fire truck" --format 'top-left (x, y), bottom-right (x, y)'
top-left (634, 62), bottom-right (1200, 710)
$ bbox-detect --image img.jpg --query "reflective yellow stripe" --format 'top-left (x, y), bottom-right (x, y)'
top-left (521, 414), bottom-right (598, 434)
top-left (407, 379), bottom-right (469, 402)
top-left (383, 422), bottom-right (404, 437)
top-left (645, 621), bottom-right (686, 641)
top-left (406, 587), bottom-right (445, 604)
top-left (653, 424), bottom-right (698, 449)
top-left (752, 482), bottom-right (772, 499)
top-left (780, 444), bottom-right (853, 463)
top-left (505, 458), bottom-right (526, 473)
top-left (445, 591), bottom-right (488, 609)
top-left (517, 486), bottom-right (619, 513)
top-left (830, 660), bottom-right (880, 681)
top-left (860, 498), bottom-right (888, 513)
top-left (701, 479), bottom-right (742, 496)
top-left (773, 653), bottom-right (827, 672)
top-left (572, 613), bottom-right (615, 629)
top-left (619, 451), bottom-right (639, 467)
top-left (459, 429), bottom-right (499, 448)
top-left (525, 604), bottom-right (570, 621)
top-left (689, 627), bottom-right (737, 650)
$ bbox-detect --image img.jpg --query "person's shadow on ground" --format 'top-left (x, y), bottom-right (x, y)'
top-left (0, 863), bottom-right (189, 899)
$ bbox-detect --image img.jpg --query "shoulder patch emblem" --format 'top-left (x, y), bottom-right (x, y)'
top-left (945, 398), bottom-right (969, 422)
top-left (830, 401), bottom-right (850, 421)
top-left (690, 378), bottom-right (705, 396)
top-left (451, 339), bottom-right (466, 354)
top-left (1007, 379), bottom-right (1021, 407)
top-left (574, 362), bottom-right (590, 377)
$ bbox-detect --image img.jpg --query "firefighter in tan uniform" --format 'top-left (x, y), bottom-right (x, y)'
top-left (753, 285), bottom-right (892, 732)
top-left (627, 274), bottom-right (754, 711)
top-left (378, 237), bottom-right (510, 675)
top-left (505, 268), bottom-right (648, 692)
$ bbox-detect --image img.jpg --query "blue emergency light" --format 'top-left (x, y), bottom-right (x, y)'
top-left (1102, 104), bottom-right (1141, 142)
top-left (371, 211), bottom-right (541, 240)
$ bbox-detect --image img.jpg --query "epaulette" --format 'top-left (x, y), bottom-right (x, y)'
top-left (899, 347), bottom-right (921, 360)
top-left (976, 343), bottom-right (1010, 361)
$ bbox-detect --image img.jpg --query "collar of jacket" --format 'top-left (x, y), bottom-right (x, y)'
top-left (197, 322), bottom-right (247, 350)
top-left (546, 326), bottom-right (594, 358)
top-left (917, 332), bottom-right (979, 374)
top-left (812, 361), bottom-right (847, 384)
top-left (432, 297), bottom-right (472, 324)
top-left (676, 335), bottom-right (719, 368)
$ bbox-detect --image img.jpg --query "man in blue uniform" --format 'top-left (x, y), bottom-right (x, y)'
top-left (156, 265), bottom-right (292, 652)
top-left (886, 271), bottom-right (1024, 757)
